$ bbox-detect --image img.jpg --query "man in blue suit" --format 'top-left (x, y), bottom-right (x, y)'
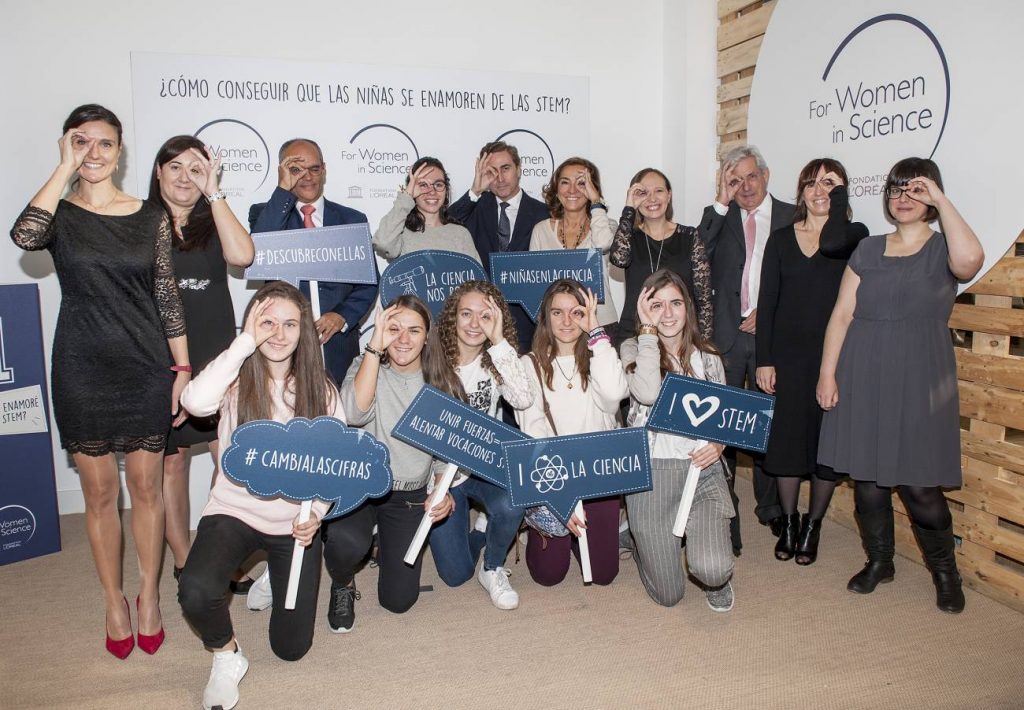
top-left (449, 140), bottom-right (549, 353)
top-left (249, 138), bottom-right (376, 384)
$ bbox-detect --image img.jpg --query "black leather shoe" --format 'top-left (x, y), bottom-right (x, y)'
top-left (795, 515), bottom-right (822, 566)
top-left (774, 514), bottom-right (800, 561)
top-left (767, 515), bottom-right (785, 538)
top-left (847, 560), bottom-right (896, 593)
top-left (914, 524), bottom-right (966, 614)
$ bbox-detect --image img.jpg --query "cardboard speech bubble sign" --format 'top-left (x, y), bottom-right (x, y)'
top-left (501, 428), bottom-right (652, 525)
top-left (489, 248), bottom-right (605, 320)
top-left (379, 250), bottom-right (488, 316)
top-left (645, 374), bottom-right (774, 453)
top-left (220, 416), bottom-right (393, 520)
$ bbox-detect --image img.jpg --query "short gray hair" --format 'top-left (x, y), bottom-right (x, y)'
top-left (721, 144), bottom-right (768, 171)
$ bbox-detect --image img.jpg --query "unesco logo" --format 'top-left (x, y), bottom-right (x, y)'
top-left (194, 118), bottom-right (271, 198)
top-left (0, 504), bottom-right (36, 551)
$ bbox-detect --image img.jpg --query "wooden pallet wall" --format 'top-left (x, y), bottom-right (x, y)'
top-left (718, 0), bottom-right (1024, 612)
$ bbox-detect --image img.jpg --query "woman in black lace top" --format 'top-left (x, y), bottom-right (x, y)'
top-left (610, 168), bottom-right (712, 346)
top-left (9, 105), bottom-right (188, 659)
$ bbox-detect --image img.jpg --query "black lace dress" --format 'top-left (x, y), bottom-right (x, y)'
top-left (610, 207), bottom-right (714, 341)
top-left (10, 201), bottom-right (185, 455)
top-left (166, 233), bottom-right (236, 450)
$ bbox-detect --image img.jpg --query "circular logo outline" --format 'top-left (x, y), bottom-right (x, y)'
top-left (193, 118), bottom-right (271, 191)
top-left (0, 504), bottom-right (37, 545)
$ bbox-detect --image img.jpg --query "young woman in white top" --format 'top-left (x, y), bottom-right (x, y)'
top-left (177, 281), bottom-right (342, 710)
top-left (620, 269), bottom-right (736, 612)
top-left (424, 281), bottom-right (534, 609)
top-left (529, 157), bottom-right (618, 327)
top-left (516, 279), bottom-right (629, 586)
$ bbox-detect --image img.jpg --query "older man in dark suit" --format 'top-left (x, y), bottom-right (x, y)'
top-left (248, 138), bottom-right (376, 385)
top-left (449, 140), bottom-right (549, 353)
top-left (699, 145), bottom-right (794, 555)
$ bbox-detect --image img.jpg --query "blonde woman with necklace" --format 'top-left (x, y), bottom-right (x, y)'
top-left (610, 168), bottom-right (712, 347)
top-left (516, 279), bottom-right (628, 586)
top-left (530, 158), bottom-right (618, 328)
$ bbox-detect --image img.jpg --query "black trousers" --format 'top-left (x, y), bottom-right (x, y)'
top-left (178, 514), bottom-right (322, 661)
top-left (721, 330), bottom-right (783, 548)
top-left (322, 487), bottom-right (427, 614)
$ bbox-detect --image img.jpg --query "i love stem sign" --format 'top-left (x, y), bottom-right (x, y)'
top-left (645, 374), bottom-right (774, 453)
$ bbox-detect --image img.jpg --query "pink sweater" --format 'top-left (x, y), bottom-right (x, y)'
top-left (181, 333), bottom-right (344, 535)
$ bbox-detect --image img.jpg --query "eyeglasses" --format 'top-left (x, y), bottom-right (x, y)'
top-left (417, 180), bottom-right (447, 193)
top-left (800, 177), bottom-right (837, 191)
top-left (885, 184), bottom-right (927, 200)
top-left (287, 165), bottom-right (324, 177)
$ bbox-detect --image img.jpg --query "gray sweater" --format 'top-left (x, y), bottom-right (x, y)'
top-left (341, 354), bottom-right (434, 489)
top-left (373, 191), bottom-right (481, 263)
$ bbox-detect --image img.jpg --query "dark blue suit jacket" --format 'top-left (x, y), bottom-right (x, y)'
top-left (249, 186), bottom-right (378, 381)
top-left (449, 189), bottom-right (549, 352)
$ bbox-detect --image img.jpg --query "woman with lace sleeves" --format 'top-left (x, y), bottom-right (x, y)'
top-left (423, 280), bottom-right (534, 610)
top-left (8, 105), bottom-right (189, 659)
top-left (609, 168), bottom-right (713, 346)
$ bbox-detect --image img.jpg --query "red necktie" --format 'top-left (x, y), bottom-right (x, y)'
top-left (300, 204), bottom-right (316, 228)
top-left (740, 209), bottom-right (758, 314)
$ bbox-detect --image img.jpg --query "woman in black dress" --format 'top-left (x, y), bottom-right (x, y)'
top-left (754, 158), bottom-right (867, 565)
top-left (610, 168), bottom-right (713, 345)
top-left (149, 136), bottom-right (254, 580)
top-left (10, 105), bottom-right (189, 658)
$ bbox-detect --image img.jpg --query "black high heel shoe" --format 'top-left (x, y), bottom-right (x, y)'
top-left (795, 514), bottom-right (822, 566)
top-left (774, 513), bottom-right (800, 561)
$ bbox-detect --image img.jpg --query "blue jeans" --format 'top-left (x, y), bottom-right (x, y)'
top-left (429, 476), bottom-right (524, 586)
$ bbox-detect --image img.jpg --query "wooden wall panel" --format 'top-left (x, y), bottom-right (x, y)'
top-left (718, 0), bottom-right (1024, 613)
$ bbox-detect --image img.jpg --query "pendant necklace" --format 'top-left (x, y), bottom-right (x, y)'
top-left (73, 189), bottom-right (119, 214)
top-left (558, 218), bottom-right (589, 250)
top-left (554, 356), bottom-right (577, 389)
top-left (643, 225), bottom-right (669, 274)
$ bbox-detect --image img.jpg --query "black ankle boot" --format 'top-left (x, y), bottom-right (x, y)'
top-left (914, 524), bottom-right (965, 614)
top-left (847, 507), bottom-right (895, 593)
top-left (794, 515), bottom-right (822, 566)
top-left (774, 513), bottom-right (800, 561)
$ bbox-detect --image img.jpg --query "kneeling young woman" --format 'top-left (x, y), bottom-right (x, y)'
top-left (620, 269), bottom-right (736, 612)
top-left (177, 282), bottom-right (342, 710)
top-left (517, 279), bottom-right (628, 586)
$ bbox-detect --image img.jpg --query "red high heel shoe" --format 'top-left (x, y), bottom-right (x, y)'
top-left (105, 596), bottom-right (135, 660)
top-left (136, 595), bottom-right (165, 655)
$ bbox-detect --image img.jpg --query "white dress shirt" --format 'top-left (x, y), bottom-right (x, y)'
top-left (469, 188), bottom-right (524, 236)
top-left (714, 193), bottom-right (773, 317)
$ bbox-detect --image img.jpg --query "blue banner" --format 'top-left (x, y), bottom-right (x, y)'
top-left (0, 284), bottom-right (61, 565)
top-left (489, 249), bottom-right (605, 320)
top-left (244, 223), bottom-right (377, 286)
top-left (379, 250), bottom-right (488, 317)
top-left (501, 428), bottom-right (651, 525)
top-left (221, 416), bottom-right (392, 520)
top-left (645, 374), bottom-right (774, 453)
top-left (391, 384), bottom-right (526, 488)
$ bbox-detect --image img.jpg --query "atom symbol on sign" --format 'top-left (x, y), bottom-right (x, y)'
top-left (531, 455), bottom-right (568, 493)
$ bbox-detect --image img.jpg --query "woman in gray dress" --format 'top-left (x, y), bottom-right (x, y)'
top-left (816, 158), bottom-right (983, 613)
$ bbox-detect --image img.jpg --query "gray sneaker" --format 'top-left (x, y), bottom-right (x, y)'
top-left (706, 581), bottom-right (734, 613)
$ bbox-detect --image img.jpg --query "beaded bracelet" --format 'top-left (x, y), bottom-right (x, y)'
top-left (206, 191), bottom-right (227, 203)
top-left (364, 344), bottom-right (386, 359)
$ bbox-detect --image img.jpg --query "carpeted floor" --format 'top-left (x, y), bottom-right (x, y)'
top-left (1, 477), bottom-right (1022, 710)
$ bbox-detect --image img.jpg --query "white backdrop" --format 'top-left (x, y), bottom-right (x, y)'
top-left (0, 0), bottom-right (719, 520)
top-left (747, 0), bottom-right (1024, 286)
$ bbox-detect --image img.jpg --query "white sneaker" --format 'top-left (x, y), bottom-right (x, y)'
top-left (202, 641), bottom-right (249, 710)
top-left (477, 565), bottom-right (519, 610)
top-left (245, 568), bottom-right (272, 611)
top-left (474, 511), bottom-right (489, 533)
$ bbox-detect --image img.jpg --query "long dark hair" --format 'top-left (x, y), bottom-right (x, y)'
top-left (404, 157), bottom-right (456, 232)
top-left (424, 281), bottom-right (519, 401)
top-left (531, 279), bottom-right (592, 392)
top-left (148, 135), bottom-right (216, 251)
top-left (235, 282), bottom-right (333, 425)
top-left (625, 269), bottom-right (718, 378)
top-left (792, 157), bottom-right (852, 224)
